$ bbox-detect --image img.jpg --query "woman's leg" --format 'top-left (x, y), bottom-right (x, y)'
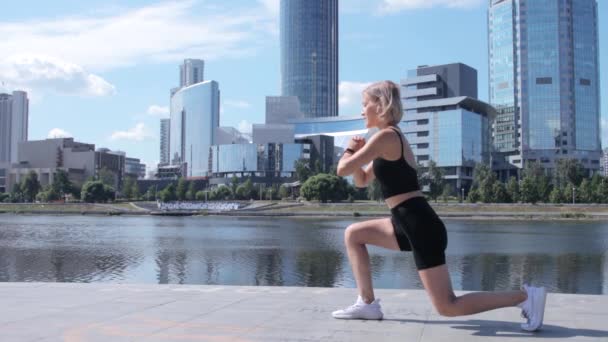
top-left (344, 218), bottom-right (401, 303)
top-left (419, 264), bottom-right (527, 317)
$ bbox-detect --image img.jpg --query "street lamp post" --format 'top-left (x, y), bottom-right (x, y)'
top-left (572, 187), bottom-right (576, 205)
top-left (461, 187), bottom-right (465, 203)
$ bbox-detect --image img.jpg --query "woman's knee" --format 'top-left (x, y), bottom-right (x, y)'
top-left (344, 223), bottom-right (362, 245)
top-left (434, 297), bottom-right (459, 317)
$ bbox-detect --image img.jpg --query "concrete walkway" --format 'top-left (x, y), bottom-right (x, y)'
top-left (0, 283), bottom-right (607, 342)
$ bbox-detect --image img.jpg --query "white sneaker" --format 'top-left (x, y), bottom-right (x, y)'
top-left (332, 296), bottom-right (383, 320)
top-left (519, 284), bottom-right (547, 331)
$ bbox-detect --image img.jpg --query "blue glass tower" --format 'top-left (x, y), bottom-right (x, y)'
top-left (489, 0), bottom-right (601, 176)
top-left (280, 0), bottom-right (338, 118)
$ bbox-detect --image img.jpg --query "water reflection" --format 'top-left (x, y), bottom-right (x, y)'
top-left (0, 215), bottom-right (607, 294)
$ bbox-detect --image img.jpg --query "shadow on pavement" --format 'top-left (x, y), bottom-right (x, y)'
top-left (381, 318), bottom-right (608, 339)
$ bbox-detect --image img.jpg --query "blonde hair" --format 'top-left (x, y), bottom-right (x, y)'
top-left (363, 80), bottom-right (403, 125)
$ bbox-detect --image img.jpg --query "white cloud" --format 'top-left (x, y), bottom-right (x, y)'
top-left (0, 55), bottom-right (115, 97)
top-left (379, 0), bottom-right (483, 13)
top-left (339, 81), bottom-right (372, 115)
top-left (0, 1), bottom-right (277, 72)
top-left (47, 128), bottom-right (73, 139)
top-left (258, 0), bottom-right (279, 17)
top-left (147, 105), bottom-right (169, 116)
top-left (238, 120), bottom-right (253, 134)
top-left (110, 123), bottom-right (152, 141)
top-left (224, 100), bottom-right (252, 109)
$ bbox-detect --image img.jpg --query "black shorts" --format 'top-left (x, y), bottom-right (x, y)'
top-left (390, 196), bottom-right (448, 270)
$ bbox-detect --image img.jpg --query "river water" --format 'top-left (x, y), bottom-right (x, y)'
top-left (0, 214), bottom-right (607, 294)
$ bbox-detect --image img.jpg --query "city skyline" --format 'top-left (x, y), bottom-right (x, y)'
top-left (0, 0), bottom-right (606, 173)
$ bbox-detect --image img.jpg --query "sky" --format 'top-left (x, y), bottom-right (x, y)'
top-left (0, 0), bottom-right (606, 173)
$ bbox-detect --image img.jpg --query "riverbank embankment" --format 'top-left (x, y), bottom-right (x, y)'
top-left (0, 201), bottom-right (606, 220)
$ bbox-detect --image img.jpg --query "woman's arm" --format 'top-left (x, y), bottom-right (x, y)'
top-left (337, 131), bottom-right (387, 181)
top-left (351, 163), bottom-right (375, 188)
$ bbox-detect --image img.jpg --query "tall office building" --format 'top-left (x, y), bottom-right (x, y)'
top-left (402, 63), bottom-right (493, 191)
top-left (160, 118), bottom-right (170, 165)
top-left (489, 0), bottom-right (601, 178)
top-left (0, 91), bottom-right (29, 163)
top-left (280, 0), bottom-right (338, 118)
top-left (180, 59), bottom-right (205, 88)
top-left (170, 80), bottom-right (220, 177)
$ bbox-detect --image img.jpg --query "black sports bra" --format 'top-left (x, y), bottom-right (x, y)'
top-left (372, 127), bottom-right (421, 198)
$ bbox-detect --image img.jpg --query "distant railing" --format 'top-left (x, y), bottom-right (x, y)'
top-left (157, 201), bottom-right (241, 211)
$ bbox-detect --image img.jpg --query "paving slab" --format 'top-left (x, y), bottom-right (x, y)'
top-left (0, 283), bottom-right (606, 341)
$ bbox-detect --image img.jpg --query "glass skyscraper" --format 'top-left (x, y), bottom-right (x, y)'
top-left (0, 91), bottom-right (28, 164)
top-left (170, 80), bottom-right (220, 177)
top-left (280, 0), bottom-right (338, 118)
top-left (489, 0), bottom-right (601, 176)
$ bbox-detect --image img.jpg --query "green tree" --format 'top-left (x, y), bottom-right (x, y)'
top-left (36, 185), bottom-right (60, 202)
top-left (520, 176), bottom-right (539, 204)
top-left (160, 183), bottom-right (177, 202)
top-left (11, 183), bottom-right (23, 202)
top-left (229, 176), bottom-right (239, 200)
top-left (211, 186), bottom-right (232, 200)
top-left (122, 177), bottom-right (134, 200)
top-left (279, 185), bottom-right (290, 199)
top-left (0, 193), bottom-right (9, 203)
top-left (176, 177), bottom-right (188, 201)
top-left (300, 173), bottom-right (351, 203)
top-left (51, 169), bottom-right (72, 199)
top-left (424, 160), bottom-right (445, 202)
top-left (519, 162), bottom-right (548, 203)
top-left (186, 181), bottom-right (197, 200)
top-left (236, 179), bottom-right (255, 200)
top-left (598, 178), bottom-right (608, 204)
top-left (295, 159), bottom-right (312, 183)
top-left (492, 181), bottom-right (509, 203)
top-left (131, 181), bottom-right (140, 200)
top-left (440, 184), bottom-right (452, 203)
top-left (578, 178), bottom-right (593, 203)
top-left (549, 187), bottom-right (564, 204)
top-left (467, 188), bottom-right (480, 203)
top-left (21, 171), bottom-right (41, 202)
top-left (563, 183), bottom-right (579, 204)
top-left (506, 177), bottom-right (519, 203)
top-left (590, 174), bottom-right (604, 203)
top-left (98, 167), bottom-right (116, 187)
top-left (555, 158), bottom-right (584, 187)
top-left (81, 181), bottom-right (115, 203)
top-left (469, 163), bottom-right (494, 202)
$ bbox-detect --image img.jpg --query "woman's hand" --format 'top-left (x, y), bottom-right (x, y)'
top-left (348, 136), bottom-right (366, 152)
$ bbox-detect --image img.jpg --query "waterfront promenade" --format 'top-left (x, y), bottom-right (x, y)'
top-left (0, 283), bottom-right (606, 341)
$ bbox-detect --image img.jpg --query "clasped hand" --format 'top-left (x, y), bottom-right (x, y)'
top-left (348, 136), bottom-right (366, 152)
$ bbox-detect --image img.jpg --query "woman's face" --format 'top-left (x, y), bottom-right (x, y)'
top-left (361, 93), bottom-right (380, 128)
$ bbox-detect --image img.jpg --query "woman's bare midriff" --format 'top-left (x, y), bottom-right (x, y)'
top-left (385, 190), bottom-right (424, 209)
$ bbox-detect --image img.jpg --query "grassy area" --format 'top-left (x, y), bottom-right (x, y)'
top-left (0, 203), bottom-right (118, 213)
top-left (260, 201), bottom-right (608, 214)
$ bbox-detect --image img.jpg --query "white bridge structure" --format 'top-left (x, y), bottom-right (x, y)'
top-left (157, 201), bottom-right (242, 211)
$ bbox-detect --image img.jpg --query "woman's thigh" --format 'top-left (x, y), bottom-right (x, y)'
top-left (345, 218), bottom-right (401, 251)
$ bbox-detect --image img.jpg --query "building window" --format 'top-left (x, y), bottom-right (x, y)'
top-left (536, 77), bottom-right (552, 85)
top-left (580, 79), bottom-right (591, 86)
top-left (417, 131), bottom-right (429, 137)
top-left (417, 155), bottom-right (429, 162)
top-left (417, 143), bottom-right (429, 149)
